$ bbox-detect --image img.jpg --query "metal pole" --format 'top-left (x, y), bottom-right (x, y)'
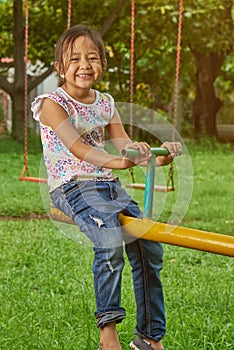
top-left (121, 147), bottom-right (170, 219)
top-left (144, 155), bottom-right (156, 219)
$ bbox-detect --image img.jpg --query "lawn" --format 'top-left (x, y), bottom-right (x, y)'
top-left (0, 135), bottom-right (233, 349)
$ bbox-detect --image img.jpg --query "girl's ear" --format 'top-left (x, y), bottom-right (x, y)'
top-left (102, 58), bottom-right (107, 69)
top-left (54, 61), bottom-right (65, 85)
top-left (54, 61), bottom-right (62, 76)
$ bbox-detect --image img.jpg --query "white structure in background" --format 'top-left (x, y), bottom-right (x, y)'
top-left (0, 60), bottom-right (58, 133)
top-left (7, 68), bottom-right (14, 132)
top-left (37, 71), bottom-right (58, 95)
top-left (30, 60), bottom-right (58, 95)
top-left (28, 60), bottom-right (58, 132)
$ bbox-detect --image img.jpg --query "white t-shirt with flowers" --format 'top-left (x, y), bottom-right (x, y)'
top-left (31, 87), bottom-right (115, 192)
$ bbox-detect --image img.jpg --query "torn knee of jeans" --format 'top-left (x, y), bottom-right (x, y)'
top-left (89, 214), bottom-right (105, 228)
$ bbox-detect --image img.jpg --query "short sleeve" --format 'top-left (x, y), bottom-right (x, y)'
top-left (31, 91), bottom-right (70, 122)
top-left (101, 92), bottom-right (115, 120)
top-left (31, 94), bottom-right (49, 122)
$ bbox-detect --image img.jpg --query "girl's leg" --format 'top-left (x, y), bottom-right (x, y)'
top-left (99, 322), bottom-right (122, 350)
top-left (93, 245), bottom-right (126, 326)
top-left (50, 181), bottom-right (127, 349)
top-left (125, 239), bottom-right (166, 343)
top-left (93, 246), bottom-right (125, 350)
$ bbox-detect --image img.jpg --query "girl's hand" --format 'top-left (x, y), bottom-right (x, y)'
top-left (156, 141), bottom-right (182, 166)
top-left (124, 141), bottom-right (152, 166)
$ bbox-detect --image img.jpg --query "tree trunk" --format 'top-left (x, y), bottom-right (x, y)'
top-left (192, 52), bottom-right (225, 139)
top-left (2, 0), bottom-right (127, 140)
top-left (0, 1), bottom-right (55, 140)
top-left (192, 71), bottom-right (203, 139)
top-left (12, 0), bottom-right (25, 140)
top-left (100, 0), bottom-right (128, 36)
top-left (10, 87), bottom-right (25, 140)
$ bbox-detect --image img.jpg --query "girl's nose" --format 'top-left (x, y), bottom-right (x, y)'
top-left (80, 58), bottom-right (91, 69)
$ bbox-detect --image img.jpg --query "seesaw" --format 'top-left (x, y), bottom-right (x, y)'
top-left (50, 148), bottom-right (234, 257)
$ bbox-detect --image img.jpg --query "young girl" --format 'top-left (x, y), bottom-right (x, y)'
top-left (32, 24), bottom-right (181, 350)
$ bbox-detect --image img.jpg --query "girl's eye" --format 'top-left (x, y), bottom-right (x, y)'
top-left (89, 57), bottom-right (100, 61)
top-left (69, 56), bottom-right (100, 63)
top-left (70, 57), bottom-right (79, 62)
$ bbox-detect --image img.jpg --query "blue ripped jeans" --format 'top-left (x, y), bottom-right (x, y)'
top-left (50, 179), bottom-right (165, 341)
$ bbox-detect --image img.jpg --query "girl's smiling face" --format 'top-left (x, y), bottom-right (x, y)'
top-left (56, 35), bottom-right (106, 93)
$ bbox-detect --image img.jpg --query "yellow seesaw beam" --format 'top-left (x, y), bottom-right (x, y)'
top-left (49, 207), bottom-right (234, 257)
top-left (119, 214), bottom-right (234, 257)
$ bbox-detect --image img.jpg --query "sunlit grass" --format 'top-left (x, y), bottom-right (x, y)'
top-left (0, 136), bottom-right (234, 349)
top-left (0, 220), bottom-right (233, 349)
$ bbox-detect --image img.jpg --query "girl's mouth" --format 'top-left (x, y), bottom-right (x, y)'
top-left (77, 74), bottom-right (92, 78)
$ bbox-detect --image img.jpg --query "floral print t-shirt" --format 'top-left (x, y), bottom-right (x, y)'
top-left (31, 87), bottom-right (115, 192)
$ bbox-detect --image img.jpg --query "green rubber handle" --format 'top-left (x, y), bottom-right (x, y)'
top-left (121, 147), bottom-right (169, 158)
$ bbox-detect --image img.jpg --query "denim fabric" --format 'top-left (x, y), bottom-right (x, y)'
top-left (50, 179), bottom-right (165, 340)
top-left (126, 239), bottom-right (165, 341)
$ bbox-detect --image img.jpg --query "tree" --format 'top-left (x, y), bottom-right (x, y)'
top-left (129, 0), bottom-right (234, 139)
top-left (0, 0), bottom-right (127, 140)
top-left (182, 0), bottom-right (233, 138)
top-left (1, 0), bottom-right (233, 140)
top-left (121, 0), bottom-right (234, 139)
top-left (0, 0), bottom-right (54, 139)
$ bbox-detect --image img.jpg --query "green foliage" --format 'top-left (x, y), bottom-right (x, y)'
top-left (0, 1), bottom-right (234, 135)
top-left (0, 0), bottom-right (13, 59)
top-left (216, 52), bottom-right (234, 101)
top-left (183, 0), bottom-right (233, 54)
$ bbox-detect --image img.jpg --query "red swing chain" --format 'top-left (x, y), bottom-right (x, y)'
top-left (173, 0), bottom-right (183, 139)
top-left (128, 0), bottom-right (136, 184)
top-left (20, 0), bottom-right (47, 183)
top-left (167, 0), bottom-right (183, 190)
top-left (129, 0), bottom-right (135, 140)
top-left (20, 0), bottom-right (72, 183)
top-left (128, 0), bottom-right (183, 192)
top-left (0, 90), bottom-right (8, 132)
top-left (19, 0), bottom-right (30, 180)
top-left (67, 0), bottom-right (72, 29)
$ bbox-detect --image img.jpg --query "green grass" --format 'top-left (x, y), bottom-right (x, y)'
top-left (0, 135), bottom-right (234, 349)
top-left (0, 135), bottom-right (45, 216)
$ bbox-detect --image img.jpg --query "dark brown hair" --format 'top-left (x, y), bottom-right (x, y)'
top-left (55, 24), bottom-right (106, 75)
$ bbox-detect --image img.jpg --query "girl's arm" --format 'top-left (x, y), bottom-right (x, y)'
top-left (107, 108), bottom-right (182, 166)
top-left (40, 99), bottom-right (151, 170)
top-left (106, 108), bottom-right (150, 154)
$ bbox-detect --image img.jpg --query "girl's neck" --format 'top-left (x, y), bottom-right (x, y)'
top-left (61, 85), bottom-right (96, 104)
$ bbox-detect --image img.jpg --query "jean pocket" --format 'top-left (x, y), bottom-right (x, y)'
top-left (50, 187), bottom-right (63, 203)
top-left (62, 181), bottom-right (78, 195)
top-left (62, 180), bottom-right (88, 198)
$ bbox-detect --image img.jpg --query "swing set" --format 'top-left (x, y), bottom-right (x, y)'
top-left (18, 0), bottom-right (234, 257)
top-left (19, 0), bottom-right (72, 183)
top-left (125, 0), bottom-right (179, 193)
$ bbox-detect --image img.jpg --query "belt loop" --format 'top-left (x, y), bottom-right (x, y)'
top-left (108, 182), bottom-right (118, 200)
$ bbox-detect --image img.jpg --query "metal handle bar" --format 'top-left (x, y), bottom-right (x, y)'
top-left (121, 147), bottom-right (169, 158)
